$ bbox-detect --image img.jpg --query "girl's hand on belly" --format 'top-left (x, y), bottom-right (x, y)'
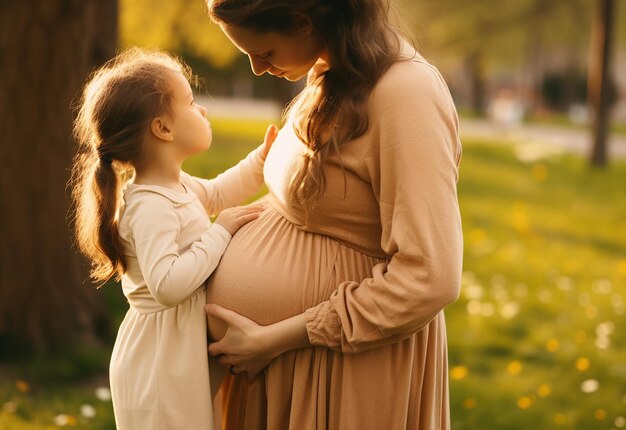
top-left (204, 303), bottom-right (312, 380)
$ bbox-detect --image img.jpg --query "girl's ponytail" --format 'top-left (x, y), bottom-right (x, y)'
top-left (70, 48), bottom-right (191, 286)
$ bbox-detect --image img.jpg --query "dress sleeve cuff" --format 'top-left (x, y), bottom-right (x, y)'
top-left (304, 300), bottom-right (342, 349)
top-left (210, 222), bottom-right (232, 242)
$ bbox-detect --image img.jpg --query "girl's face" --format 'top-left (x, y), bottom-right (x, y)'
top-left (167, 71), bottom-right (212, 156)
top-left (220, 23), bottom-right (327, 82)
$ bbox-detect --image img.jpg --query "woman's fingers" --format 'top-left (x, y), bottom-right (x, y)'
top-left (218, 354), bottom-right (241, 367)
top-left (204, 304), bottom-right (242, 326)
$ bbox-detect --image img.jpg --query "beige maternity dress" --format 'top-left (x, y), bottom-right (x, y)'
top-left (206, 46), bottom-right (463, 430)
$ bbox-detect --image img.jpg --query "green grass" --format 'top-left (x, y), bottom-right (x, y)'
top-left (2, 120), bottom-right (625, 429)
top-left (449, 138), bottom-right (626, 429)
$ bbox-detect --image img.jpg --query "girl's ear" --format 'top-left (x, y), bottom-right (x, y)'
top-left (293, 14), bottom-right (313, 35)
top-left (150, 116), bottom-right (174, 142)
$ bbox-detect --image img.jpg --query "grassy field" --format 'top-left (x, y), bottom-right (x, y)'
top-left (1, 119), bottom-right (625, 429)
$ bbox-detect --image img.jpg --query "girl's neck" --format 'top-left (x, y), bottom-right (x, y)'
top-left (133, 158), bottom-right (185, 193)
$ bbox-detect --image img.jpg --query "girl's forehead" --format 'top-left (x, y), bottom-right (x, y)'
top-left (167, 71), bottom-right (192, 100)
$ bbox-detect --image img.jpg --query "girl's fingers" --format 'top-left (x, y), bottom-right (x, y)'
top-left (240, 205), bottom-right (264, 213)
top-left (264, 124), bottom-right (278, 144)
top-left (238, 213), bottom-right (260, 223)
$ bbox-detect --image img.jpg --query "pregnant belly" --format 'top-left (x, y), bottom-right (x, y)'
top-left (206, 203), bottom-right (383, 341)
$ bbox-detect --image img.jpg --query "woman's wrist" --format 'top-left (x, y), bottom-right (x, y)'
top-left (262, 313), bottom-right (312, 358)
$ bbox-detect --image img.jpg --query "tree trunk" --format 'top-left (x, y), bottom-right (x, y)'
top-left (0, 0), bottom-right (118, 354)
top-left (588, 0), bottom-right (615, 167)
top-left (466, 51), bottom-right (486, 115)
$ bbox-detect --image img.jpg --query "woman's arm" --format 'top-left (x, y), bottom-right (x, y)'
top-left (185, 124), bottom-right (277, 214)
top-left (304, 60), bottom-right (463, 353)
top-left (206, 59), bottom-right (463, 369)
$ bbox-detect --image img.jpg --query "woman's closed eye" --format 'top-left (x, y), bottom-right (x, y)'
top-left (258, 51), bottom-right (272, 59)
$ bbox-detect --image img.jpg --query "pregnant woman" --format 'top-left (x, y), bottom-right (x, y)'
top-left (204, 0), bottom-right (463, 428)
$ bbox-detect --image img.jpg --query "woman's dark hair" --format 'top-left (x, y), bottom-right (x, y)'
top-left (208, 0), bottom-right (411, 209)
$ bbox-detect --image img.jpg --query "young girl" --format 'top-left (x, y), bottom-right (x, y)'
top-left (70, 48), bottom-right (276, 429)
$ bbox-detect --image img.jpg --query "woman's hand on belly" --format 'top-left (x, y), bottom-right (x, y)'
top-left (205, 304), bottom-right (274, 380)
top-left (204, 303), bottom-right (312, 380)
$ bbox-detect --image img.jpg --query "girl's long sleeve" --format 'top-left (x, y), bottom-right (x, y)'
top-left (304, 60), bottom-right (464, 354)
top-left (184, 146), bottom-right (266, 215)
top-left (127, 194), bottom-right (232, 307)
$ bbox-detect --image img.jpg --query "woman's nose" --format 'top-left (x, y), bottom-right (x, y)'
top-left (199, 104), bottom-right (208, 116)
top-left (249, 55), bottom-right (271, 76)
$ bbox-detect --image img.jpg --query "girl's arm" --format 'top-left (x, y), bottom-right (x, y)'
top-left (128, 193), bottom-right (231, 307)
top-left (185, 124), bottom-right (278, 214)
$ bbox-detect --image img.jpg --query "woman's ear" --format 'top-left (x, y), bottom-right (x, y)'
top-left (292, 14), bottom-right (313, 35)
top-left (150, 116), bottom-right (174, 142)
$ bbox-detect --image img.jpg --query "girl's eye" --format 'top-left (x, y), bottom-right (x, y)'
top-left (259, 52), bottom-right (272, 59)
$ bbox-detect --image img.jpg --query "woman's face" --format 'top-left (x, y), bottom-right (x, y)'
top-left (220, 23), bottom-right (327, 82)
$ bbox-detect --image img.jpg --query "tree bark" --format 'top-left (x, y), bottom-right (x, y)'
top-left (0, 0), bottom-right (118, 354)
top-left (466, 51), bottom-right (486, 115)
top-left (588, 0), bottom-right (615, 167)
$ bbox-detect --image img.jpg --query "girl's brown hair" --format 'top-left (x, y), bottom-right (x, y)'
top-left (70, 48), bottom-right (192, 285)
top-left (208, 0), bottom-right (411, 208)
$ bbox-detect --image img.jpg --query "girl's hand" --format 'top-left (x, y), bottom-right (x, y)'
top-left (204, 304), bottom-right (276, 382)
top-left (261, 124), bottom-right (278, 159)
top-left (214, 204), bottom-right (263, 236)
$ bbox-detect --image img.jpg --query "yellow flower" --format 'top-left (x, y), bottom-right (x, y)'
top-left (507, 361), bottom-right (522, 375)
top-left (450, 365), bottom-right (468, 380)
top-left (531, 163), bottom-right (548, 182)
top-left (537, 384), bottom-right (551, 397)
top-left (554, 413), bottom-right (566, 425)
top-left (595, 409), bottom-right (606, 420)
top-left (517, 396), bottom-right (533, 409)
top-left (617, 259), bottom-right (626, 276)
top-left (463, 398), bottom-right (477, 410)
top-left (511, 203), bottom-right (530, 233)
top-left (15, 380), bottom-right (29, 393)
top-left (546, 339), bottom-right (559, 352)
top-left (576, 357), bottom-right (590, 371)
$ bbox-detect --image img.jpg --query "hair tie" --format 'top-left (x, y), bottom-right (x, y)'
top-left (99, 154), bottom-right (113, 165)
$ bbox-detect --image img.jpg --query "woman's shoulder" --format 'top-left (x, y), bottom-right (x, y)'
top-left (370, 47), bottom-right (451, 108)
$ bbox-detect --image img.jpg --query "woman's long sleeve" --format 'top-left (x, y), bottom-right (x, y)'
top-left (127, 194), bottom-right (231, 307)
top-left (184, 146), bottom-right (265, 215)
top-left (304, 60), bottom-right (464, 354)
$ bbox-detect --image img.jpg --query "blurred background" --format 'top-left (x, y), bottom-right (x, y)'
top-left (0, 0), bottom-right (625, 428)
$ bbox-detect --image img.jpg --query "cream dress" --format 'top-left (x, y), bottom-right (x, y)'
top-left (206, 45), bottom-right (463, 429)
top-left (110, 147), bottom-right (265, 430)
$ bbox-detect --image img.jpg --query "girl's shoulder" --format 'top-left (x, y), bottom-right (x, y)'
top-left (119, 182), bottom-right (195, 230)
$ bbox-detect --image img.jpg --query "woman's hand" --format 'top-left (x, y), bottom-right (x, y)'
top-left (205, 304), bottom-right (276, 382)
top-left (204, 304), bottom-right (312, 382)
top-left (261, 124), bottom-right (278, 159)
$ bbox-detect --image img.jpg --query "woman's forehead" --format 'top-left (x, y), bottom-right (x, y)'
top-left (220, 24), bottom-right (277, 55)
